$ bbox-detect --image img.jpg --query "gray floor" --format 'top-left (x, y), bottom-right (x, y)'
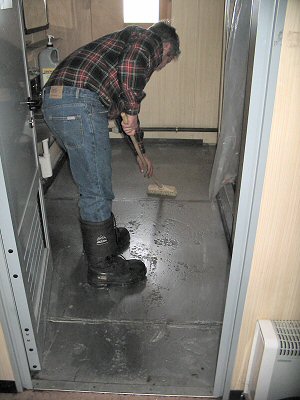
top-left (33, 140), bottom-right (230, 396)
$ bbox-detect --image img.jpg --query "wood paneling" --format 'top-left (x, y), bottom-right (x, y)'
top-left (139, 0), bottom-right (224, 132)
top-left (0, 323), bottom-right (14, 380)
top-left (231, 0), bottom-right (300, 389)
top-left (160, 0), bottom-right (172, 20)
top-left (91, 0), bottom-right (123, 39)
top-left (47, 0), bottom-right (92, 60)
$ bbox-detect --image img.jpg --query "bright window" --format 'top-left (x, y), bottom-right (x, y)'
top-left (123, 0), bottom-right (159, 23)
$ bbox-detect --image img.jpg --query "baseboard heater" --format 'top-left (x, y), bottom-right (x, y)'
top-left (244, 320), bottom-right (300, 400)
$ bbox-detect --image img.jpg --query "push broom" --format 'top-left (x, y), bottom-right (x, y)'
top-left (121, 113), bottom-right (177, 197)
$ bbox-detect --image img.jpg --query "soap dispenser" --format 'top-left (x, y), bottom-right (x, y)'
top-left (38, 35), bottom-right (59, 88)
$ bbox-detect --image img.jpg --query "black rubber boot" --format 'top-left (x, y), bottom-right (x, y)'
top-left (111, 213), bottom-right (130, 254)
top-left (87, 256), bottom-right (146, 287)
top-left (80, 217), bottom-right (146, 288)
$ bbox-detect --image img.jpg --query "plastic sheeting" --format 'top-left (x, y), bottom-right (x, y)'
top-left (209, 0), bottom-right (253, 199)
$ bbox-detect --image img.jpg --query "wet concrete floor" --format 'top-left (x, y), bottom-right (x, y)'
top-left (33, 140), bottom-right (230, 396)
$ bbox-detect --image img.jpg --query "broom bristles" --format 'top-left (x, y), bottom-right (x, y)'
top-left (147, 183), bottom-right (177, 197)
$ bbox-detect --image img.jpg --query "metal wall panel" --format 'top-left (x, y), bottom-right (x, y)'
top-left (0, 0), bottom-right (52, 375)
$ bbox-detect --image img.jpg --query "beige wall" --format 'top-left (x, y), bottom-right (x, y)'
top-left (231, 0), bottom-right (300, 389)
top-left (0, 323), bottom-right (14, 381)
top-left (47, 0), bottom-right (93, 59)
top-left (139, 0), bottom-right (224, 129)
top-left (47, 0), bottom-right (224, 143)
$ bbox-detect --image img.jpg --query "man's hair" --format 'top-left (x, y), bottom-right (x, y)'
top-left (148, 20), bottom-right (181, 59)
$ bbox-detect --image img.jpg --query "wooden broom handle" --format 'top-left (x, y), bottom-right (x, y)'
top-left (121, 113), bottom-right (163, 187)
top-left (121, 113), bottom-right (147, 164)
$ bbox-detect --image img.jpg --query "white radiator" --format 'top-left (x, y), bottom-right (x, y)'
top-left (244, 320), bottom-right (300, 400)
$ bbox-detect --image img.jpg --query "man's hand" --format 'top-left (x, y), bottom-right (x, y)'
top-left (137, 154), bottom-right (153, 177)
top-left (121, 114), bottom-right (138, 136)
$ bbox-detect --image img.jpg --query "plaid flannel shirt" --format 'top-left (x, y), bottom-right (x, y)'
top-left (46, 26), bottom-right (163, 119)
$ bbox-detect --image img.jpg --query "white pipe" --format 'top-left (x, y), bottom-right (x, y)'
top-left (38, 138), bottom-right (53, 178)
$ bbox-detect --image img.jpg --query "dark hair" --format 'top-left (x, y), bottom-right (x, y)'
top-left (148, 20), bottom-right (181, 59)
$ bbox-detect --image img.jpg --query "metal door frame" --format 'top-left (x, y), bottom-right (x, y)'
top-left (0, 0), bottom-right (49, 390)
top-left (213, 0), bottom-right (287, 397)
top-left (0, 158), bottom-right (33, 391)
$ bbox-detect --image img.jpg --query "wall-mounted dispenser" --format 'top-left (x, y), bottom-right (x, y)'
top-left (38, 35), bottom-right (59, 88)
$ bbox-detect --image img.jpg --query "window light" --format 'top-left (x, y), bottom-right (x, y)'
top-left (123, 0), bottom-right (159, 23)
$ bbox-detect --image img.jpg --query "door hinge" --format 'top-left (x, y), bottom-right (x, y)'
top-left (29, 117), bottom-right (35, 128)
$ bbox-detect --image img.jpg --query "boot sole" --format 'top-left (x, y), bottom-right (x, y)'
top-left (88, 274), bottom-right (146, 288)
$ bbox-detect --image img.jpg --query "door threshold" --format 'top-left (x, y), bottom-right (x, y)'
top-left (32, 379), bottom-right (216, 398)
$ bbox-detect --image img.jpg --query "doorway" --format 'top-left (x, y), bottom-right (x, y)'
top-left (31, 1), bottom-right (231, 394)
top-left (0, 0), bottom-right (288, 396)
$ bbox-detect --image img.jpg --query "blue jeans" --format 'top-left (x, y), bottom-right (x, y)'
top-left (42, 86), bottom-right (114, 222)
